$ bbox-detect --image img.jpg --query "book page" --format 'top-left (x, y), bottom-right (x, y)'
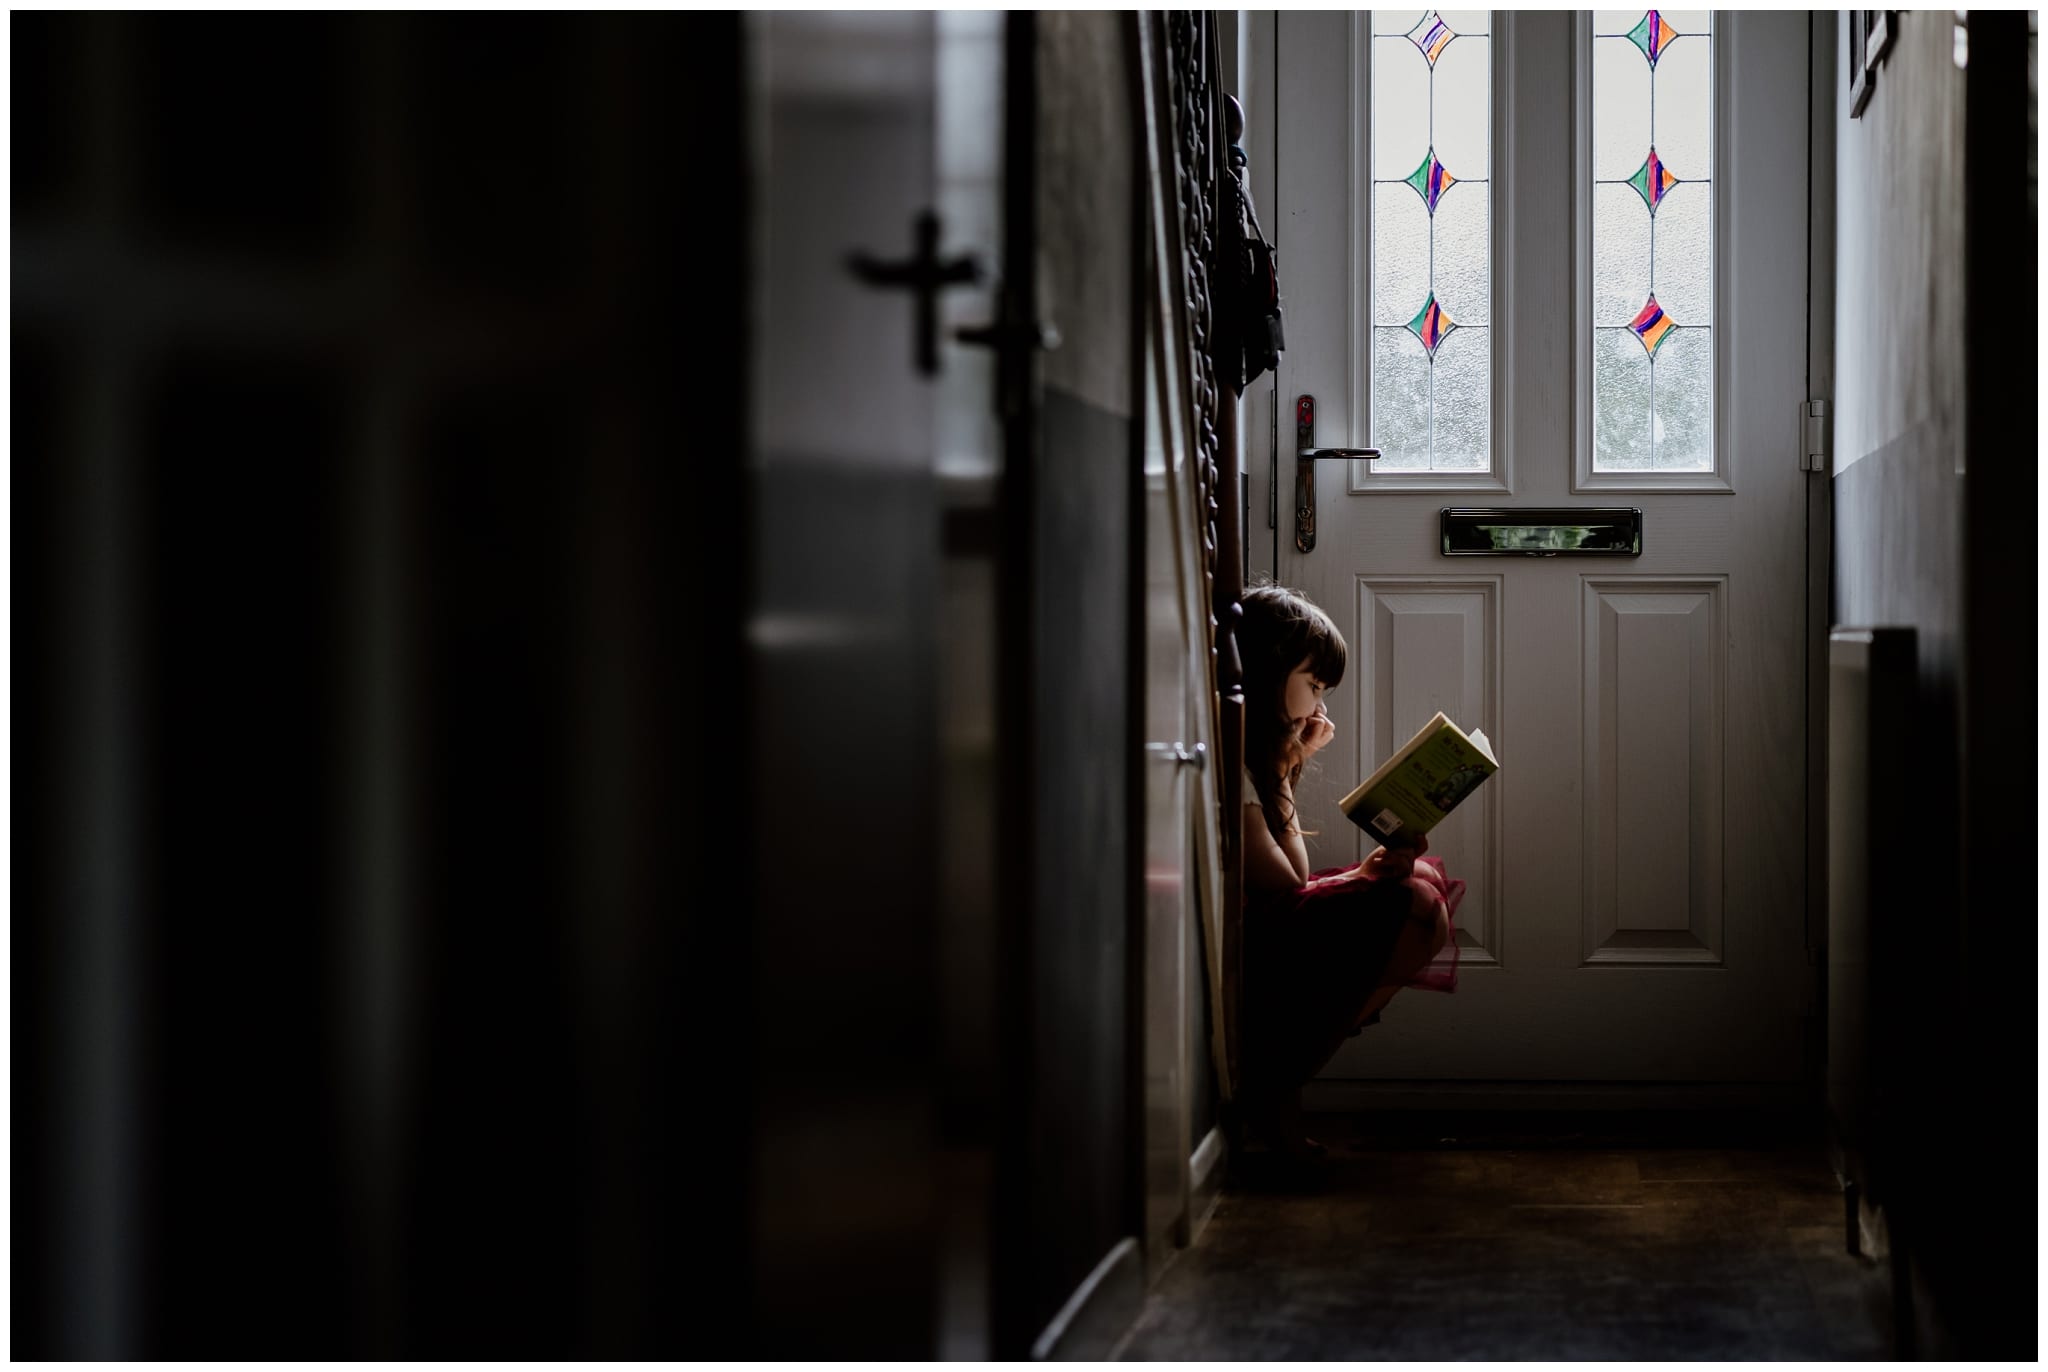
top-left (1466, 727), bottom-right (1497, 765)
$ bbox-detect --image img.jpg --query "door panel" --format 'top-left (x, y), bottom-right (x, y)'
top-left (746, 11), bottom-right (943, 1349)
top-left (1271, 11), bottom-right (1809, 1083)
top-left (1356, 576), bottom-right (1503, 966)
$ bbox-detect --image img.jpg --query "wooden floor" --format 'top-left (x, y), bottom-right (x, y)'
top-left (1117, 1112), bottom-right (1895, 1361)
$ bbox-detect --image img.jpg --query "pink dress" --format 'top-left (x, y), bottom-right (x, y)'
top-left (1239, 850), bottom-right (1466, 1100)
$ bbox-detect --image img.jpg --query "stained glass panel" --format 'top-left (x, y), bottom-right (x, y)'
top-left (1374, 185), bottom-right (1430, 327)
top-left (1626, 10), bottom-right (1678, 66)
top-left (1406, 150), bottom-right (1459, 211)
top-left (1370, 10), bottom-right (1491, 472)
top-left (1407, 11), bottom-right (1456, 65)
top-left (1372, 328), bottom-right (1432, 468)
top-left (1652, 182), bottom-right (1711, 320)
top-left (1592, 12), bottom-right (1712, 474)
top-left (1431, 327), bottom-right (1491, 470)
top-left (1592, 183), bottom-right (1650, 326)
top-left (1432, 35), bottom-right (1491, 178)
top-left (1650, 326), bottom-right (1712, 471)
top-left (1652, 35), bottom-right (1711, 177)
top-left (1592, 327), bottom-right (1652, 470)
top-left (1408, 293), bottom-right (1457, 354)
top-left (1432, 182), bottom-right (1490, 324)
top-left (1373, 36), bottom-right (1430, 174)
top-left (1592, 40), bottom-right (1650, 184)
top-left (1629, 295), bottom-right (1676, 355)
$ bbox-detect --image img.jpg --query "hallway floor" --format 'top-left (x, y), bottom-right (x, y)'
top-left (1117, 1111), bottom-right (1894, 1361)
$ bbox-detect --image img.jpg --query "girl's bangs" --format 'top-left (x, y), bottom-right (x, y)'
top-left (1304, 617), bottom-right (1347, 688)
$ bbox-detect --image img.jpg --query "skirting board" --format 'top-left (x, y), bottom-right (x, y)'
top-left (1031, 1237), bottom-right (1142, 1361)
top-left (1304, 1080), bottom-right (1812, 1112)
top-left (1188, 1126), bottom-right (1226, 1244)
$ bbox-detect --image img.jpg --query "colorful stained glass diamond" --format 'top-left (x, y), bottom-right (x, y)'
top-left (1406, 10), bottom-right (1456, 67)
top-left (1404, 149), bottom-right (1459, 213)
top-left (1629, 295), bottom-right (1677, 356)
top-left (1627, 147), bottom-right (1680, 213)
top-left (1626, 10), bottom-right (1679, 66)
top-left (1407, 292), bottom-right (1457, 356)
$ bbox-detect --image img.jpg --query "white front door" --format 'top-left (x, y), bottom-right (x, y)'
top-left (1267, 10), bottom-right (1810, 1083)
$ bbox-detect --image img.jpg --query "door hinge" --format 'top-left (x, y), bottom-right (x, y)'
top-left (1802, 400), bottom-right (1831, 473)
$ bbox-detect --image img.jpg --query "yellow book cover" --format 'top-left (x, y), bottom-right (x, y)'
top-left (1339, 710), bottom-right (1499, 846)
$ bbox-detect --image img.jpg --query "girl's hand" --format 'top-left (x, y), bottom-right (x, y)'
top-left (1361, 830), bottom-right (1429, 881)
top-left (1298, 704), bottom-right (1336, 759)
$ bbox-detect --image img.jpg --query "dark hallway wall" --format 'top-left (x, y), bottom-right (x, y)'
top-left (1827, 10), bottom-right (2036, 1358)
top-left (15, 13), bottom-right (750, 1357)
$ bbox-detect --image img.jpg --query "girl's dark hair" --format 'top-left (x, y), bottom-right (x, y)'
top-left (1238, 579), bottom-right (1347, 839)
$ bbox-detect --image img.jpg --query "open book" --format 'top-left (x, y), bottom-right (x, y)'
top-left (1339, 710), bottom-right (1499, 847)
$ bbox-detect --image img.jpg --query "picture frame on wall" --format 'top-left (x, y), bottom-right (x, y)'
top-left (1868, 10), bottom-right (1897, 68)
top-left (1849, 10), bottom-right (1896, 119)
top-left (1848, 12), bottom-right (1872, 117)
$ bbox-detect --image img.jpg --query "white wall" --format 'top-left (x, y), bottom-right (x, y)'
top-left (1832, 12), bottom-right (1965, 475)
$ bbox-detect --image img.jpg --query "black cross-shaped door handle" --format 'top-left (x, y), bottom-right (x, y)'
top-left (846, 210), bottom-right (984, 377)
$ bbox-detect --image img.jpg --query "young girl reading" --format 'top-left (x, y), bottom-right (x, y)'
top-left (1235, 581), bottom-right (1465, 1160)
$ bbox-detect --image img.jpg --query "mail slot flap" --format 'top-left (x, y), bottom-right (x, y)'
top-left (1440, 508), bottom-right (1643, 557)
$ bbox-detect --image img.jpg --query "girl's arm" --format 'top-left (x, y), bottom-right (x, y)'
top-left (1244, 793), bottom-right (1435, 897)
top-left (1243, 781), bottom-right (1314, 893)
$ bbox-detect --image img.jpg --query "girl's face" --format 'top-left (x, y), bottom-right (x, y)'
top-left (1282, 656), bottom-right (1331, 733)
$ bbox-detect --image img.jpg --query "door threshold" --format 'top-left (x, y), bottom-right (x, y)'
top-left (1305, 1079), bottom-right (1813, 1114)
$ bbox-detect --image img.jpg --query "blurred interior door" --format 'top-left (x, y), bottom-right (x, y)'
top-left (746, 11), bottom-right (949, 1355)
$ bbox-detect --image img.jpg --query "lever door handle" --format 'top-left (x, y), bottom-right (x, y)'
top-left (1144, 741), bottom-right (1207, 769)
top-left (1294, 397), bottom-right (1377, 553)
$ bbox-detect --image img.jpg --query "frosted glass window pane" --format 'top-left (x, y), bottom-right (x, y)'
top-left (1374, 39), bottom-right (1430, 177)
top-left (1431, 327), bottom-right (1490, 469)
top-left (1653, 182), bottom-right (1711, 321)
top-left (1593, 39), bottom-right (1650, 179)
top-left (1433, 37), bottom-right (1490, 178)
top-left (1593, 183), bottom-right (1650, 327)
top-left (1373, 328), bottom-right (1433, 470)
top-left (1374, 184), bottom-right (1430, 326)
top-left (1653, 37), bottom-right (1711, 179)
top-left (1369, 10), bottom-right (1491, 473)
top-left (1651, 327), bottom-right (1712, 470)
top-left (1592, 11), bottom-right (1712, 475)
top-left (1593, 328), bottom-right (1652, 470)
top-left (1432, 182), bottom-right (1490, 324)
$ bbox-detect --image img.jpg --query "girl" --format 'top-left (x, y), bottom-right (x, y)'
top-left (1235, 581), bottom-right (1464, 1161)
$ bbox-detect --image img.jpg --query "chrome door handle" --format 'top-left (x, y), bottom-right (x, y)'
top-left (1144, 741), bottom-right (1207, 769)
